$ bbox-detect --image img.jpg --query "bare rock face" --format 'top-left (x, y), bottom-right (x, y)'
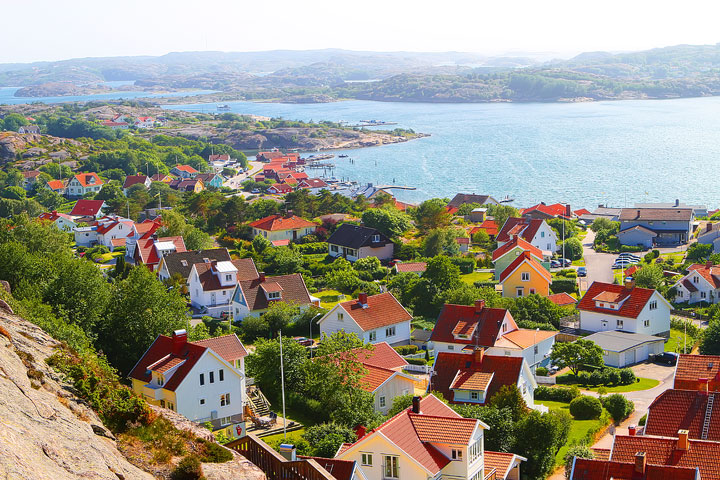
top-left (0, 312), bottom-right (154, 480)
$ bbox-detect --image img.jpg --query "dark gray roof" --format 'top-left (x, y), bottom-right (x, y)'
top-left (619, 208), bottom-right (693, 222)
top-left (584, 330), bottom-right (664, 353)
top-left (162, 248), bottom-right (232, 279)
top-left (326, 224), bottom-right (392, 249)
top-left (448, 193), bottom-right (497, 208)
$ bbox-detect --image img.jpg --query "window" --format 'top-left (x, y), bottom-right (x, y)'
top-left (541, 231), bottom-right (545, 238)
top-left (529, 288), bottom-right (536, 294)
top-left (469, 438), bottom-right (483, 463)
top-left (617, 320), bottom-right (624, 329)
top-left (157, 376), bottom-right (164, 386)
top-left (223, 290), bottom-right (227, 296)
top-left (385, 326), bottom-right (396, 337)
top-left (603, 350), bottom-right (609, 355)
top-left (701, 292), bottom-right (707, 299)
top-left (649, 300), bottom-right (658, 310)
top-left (521, 272), bottom-right (530, 281)
top-left (678, 291), bottom-right (684, 298)
top-left (369, 331), bottom-right (377, 342)
top-left (372, 234), bottom-right (380, 242)
top-left (181, 260), bottom-right (188, 267)
top-left (268, 291), bottom-right (281, 300)
top-left (644, 320), bottom-right (650, 327)
top-left (200, 373), bottom-right (205, 386)
top-left (383, 456), bottom-right (399, 479)
top-left (226, 274), bottom-right (232, 281)
top-left (502, 323), bottom-right (507, 332)
top-left (219, 369), bottom-right (224, 381)
top-left (379, 396), bottom-right (386, 408)
top-left (448, 345), bottom-right (455, 351)
top-left (200, 398), bottom-right (205, 405)
top-left (160, 400), bottom-right (165, 408)
top-left (220, 393), bottom-right (231, 406)
top-left (210, 371), bottom-right (215, 383)
top-left (516, 287), bottom-right (524, 297)
top-left (471, 391), bottom-right (479, 400)
top-left (361, 453), bottom-right (373, 466)
top-left (694, 276), bottom-right (699, 284)
top-left (451, 449), bottom-right (463, 461)
top-left (220, 416), bottom-right (232, 426)
top-left (168, 402), bottom-right (174, 411)
top-left (330, 245), bottom-right (339, 253)
top-left (338, 313), bottom-right (344, 321)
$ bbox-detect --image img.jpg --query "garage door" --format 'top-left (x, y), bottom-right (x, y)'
top-left (626, 348), bottom-right (636, 365)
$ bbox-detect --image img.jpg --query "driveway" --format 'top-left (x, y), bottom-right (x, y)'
top-left (579, 230), bottom-right (616, 291)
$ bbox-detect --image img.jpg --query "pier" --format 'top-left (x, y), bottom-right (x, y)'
top-left (375, 185), bottom-right (417, 191)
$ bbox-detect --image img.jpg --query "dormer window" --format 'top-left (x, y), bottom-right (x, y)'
top-left (694, 276), bottom-right (699, 284)
top-left (451, 449), bottom-right (463, 461)
top-left (181, 260), bottom-right (188, 267)
top-left (268, 291), bottom-right (281, 300)
top-left (372, 234), bottom-right (380, 242)
top-left (225, 274), bottom-right (232, 281)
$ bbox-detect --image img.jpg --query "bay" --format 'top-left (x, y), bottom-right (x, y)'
top-left (0, 87), bottom-right (217, 106)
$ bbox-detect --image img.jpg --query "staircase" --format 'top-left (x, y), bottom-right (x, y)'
top-left (248, 386), bottom-right (271, 417)
top-left (702, 393), bottom-right (715, 440)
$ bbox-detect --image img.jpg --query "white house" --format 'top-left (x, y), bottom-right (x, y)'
top-left (429, 301), bottom-right (556, 372)
top-left (248, 214), bottom-right (317, 243)
top-left (123, 174), bottom-right (152, 194)
top-left (189, 259), bottom-right (258, 318)
top-left (134, 116), bottom-right (155, 129)
top-left (66, 173), bottom-right (104, 197)
top-left (232, 272), bottom-right (316, 320)
top-left (317, 292), bottom-right (413, 346)
top-left (698, 223), bottom-right (720, 254)
top-left (129, 330), bottom-right (248, 437)
top-left (577, 281), bottom-right (672, 337)
top-left (74, 215), bottom-right (136, 248)
top-left (69, 199), bottom-right (106, 219)
top-left (496, 217), bottom-right (558, 253)
top-left (335, 394), bottom-right (526, 480)
top-left (326, 224), bottom-right (394, 262)
top-left (156, 248), bottom-right (233, 283)
top-left (38, 210), bottom-right (77, 232)
top-left (673, 262), bottom-right (720, 304)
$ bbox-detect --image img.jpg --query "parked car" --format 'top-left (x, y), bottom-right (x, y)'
top-left (558, 258), bottom-right (571, 267)
top-left (577, 267), bottom-right (587, 277)
top-left (651, 352), bottom-right (678, 366)
top-left (612, 259), bottom-right (636, 268)
top-left (251, 189), bottom-right (260, 194)
top-left (550, 260), bottom-right (561, 268)
top-left (293, 336), bottom-right (314, 347)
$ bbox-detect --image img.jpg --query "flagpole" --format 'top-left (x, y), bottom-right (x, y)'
top-left (279, 330), bottom-right (287, 440)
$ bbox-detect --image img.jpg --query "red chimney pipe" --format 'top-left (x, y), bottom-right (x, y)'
top-left (474, 347), bottom-right (485, 365)
top-left (259, 272), bottom-right (266, 283)
top-left (565, 204), bottom-right (572, 217)
top-left (411, 396), bottom-right (421, 414)
top-left (358, 292), bottom-right (368, 306)
top-left (475, 300), bottom-right (485, 314)
top-left (628, 425), bottom-right (637, 436)
top-left (172, 329), bottom-right (187, 356)
top-left (354, 425), bottom-right (367, 439)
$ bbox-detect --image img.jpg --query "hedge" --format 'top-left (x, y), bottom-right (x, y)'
top-left (450, 256), bottom-right (476, 274)
top-left (296, 242), bottom-right (328, 254)
top-left (550, 278), bottom-right (578, 294)
top-left (535, 367), bottom-right (548, 376)
top-left (407, 358), bottom-right (427, 366)
top-left (534, 386), bottom-right (580, 402)
top-left (393, 345), bottom-right (419, 356)
top-left (559, 368), bottom-right (636, 387)
top-left (474, 281), bottom-right (499, 289)
top-left (619, 245), bottom-right (646, 253)
top-left (569, 395), bottom-right (603, 420)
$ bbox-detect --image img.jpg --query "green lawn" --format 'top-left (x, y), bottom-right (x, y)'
top-left (262, 428), bottom-right (305, 445)
top-left (571, 259), bottom-right (586, 266)
top-left (555, 376), bottom-right (659, 393)
top-left (460, 271), bottom-right (493, 285)
top-left (537, 400), bottom-right (610, 466)
top-left (314, 289), bottom-right (346, 309)
top-left (665, 328), bottom-right (695, 354)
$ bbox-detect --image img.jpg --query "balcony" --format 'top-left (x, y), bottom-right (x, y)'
top-left (142, 383), bottom-right (164, 401)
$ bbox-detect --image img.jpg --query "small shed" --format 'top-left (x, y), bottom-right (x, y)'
top-left (584, 330), bottom-right (665, 367)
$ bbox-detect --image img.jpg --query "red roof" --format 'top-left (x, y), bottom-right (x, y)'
top-left (687, 264), bottom-right (720, 288)
top-left (522, 203), bottom-right (569, 218)
top-left (496, 217), bottom-right (545, 244)
top-left (576, 282), bottom-right (657, 319)
top-left (69, 199), bottom-right (105, 217)
top-left (22, 170), bottom-right (41, 179)
top-left (492, 237), bottom-right (544, 261)
top-left (355, 342), bottom-right (408, 371)
top-left (334, 292), bottom-right (413, 331)
top-left (645, 389), bottom-right (720, 441)
top-left (268, 184), bottom-right (294, 194)
top-left (129, 333), bottom-right (246, 392)
top-left (574, 209), bottom-right (592, 217)
top-left (429, 303), bottom-right (514, 347)
top-left (395, 262), bottom-right (427, 273)
top-left (297, 457), bottom-right (355, 480)
top-left (624, 265), bottom-right (641, 277)
top-left (477, 219), bottom-right (499, 237)
top-left (174, 165), bottom-right (198, 174)
top-left (485, 452), bottom-right (521, 479)
top-left (248, 214), bottom-right (316, 232)
top-left (571, 457), bottom-right (699, 480)
top-left (46, 179), bottom-right (66, 190)
top-left (548, 292), bottom-right (577, 306)
top-left (192, 334), bottom-right (248, 363)
top-left (123, 174), bottom-right (149, 189)
top-left (340, 395), bottom-right (475, 475)
top-left (134, 236), bottom-right (186, 268)
top-left (38, 210), bottom-right (74, 223)
top-left (674, 354), bottom-right (720, 391)
top-left (498, 251), bottom-right (552, 283)
top-left (72, 172), bottom-right (104, 188)
top-left (271, 239), bottom-right (291, 247)
top-left (431, 351), bottom-right (524, 405)
top-left (209, 154), bottom-right (230, 162)
top-left (611, 434), bottom-right (720, 480)
top-left (298, 178), bottom-right (328, 189)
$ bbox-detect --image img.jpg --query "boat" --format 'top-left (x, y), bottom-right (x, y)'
top-left (217, 104), bottom-right (230, 111)
top-left (339, 154), bottom-right (349, 158)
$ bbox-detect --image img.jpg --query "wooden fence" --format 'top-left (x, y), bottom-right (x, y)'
top-left (226, 434), bottom-right (336, 480)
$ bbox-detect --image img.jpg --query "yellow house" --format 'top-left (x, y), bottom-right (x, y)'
top-left (498, 251), bottom-right (552, 298)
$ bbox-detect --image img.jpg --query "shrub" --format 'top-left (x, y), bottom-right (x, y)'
top-left (569, 395), bottom-right (603, 420)
top-left (639, 413), bottom-right (647, 426)
top-left (536, 367), bottom-right (548, 376)
top-left (393, 345), bottom-right (419, 355)
top-left (606, 369), bottom-right (621, 385)
top-left (449, 256), bottom-right (475, 274)
top-left (295, 242), bottom-right (328, 254)
top-left (588, 370), bottom-right (605, 387)
top-left (550, 278), bottom-right (578, 294)
top-left (619, 368), bottom-right (636, 385)
top-left (474, 280), bottom-right (499, 289)
top-left (534, 386), bottom-right (580, 402)
top-left (407, 357), bottom-right (427, 366)
top-left (564, 444), bottom-right (594, 479)
top-left (172, 454), bottom-right (203, 480)
top-left (577, 371), bottom-right (592, 385)
top-left (619, 245), bottom-right (645, 253)
top-left (198, 439), bottom-right (233, 463)
top-left (601, 394), bottom-right (634, 424)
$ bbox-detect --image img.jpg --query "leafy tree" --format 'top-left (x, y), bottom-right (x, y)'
top-left (34, 188), bottom-right (65, 210)
top-left (513, 410), bottom-right (572, 480)
top-left (98, 265), bottom-right (188, 374)
top-left (601, 394), bottom-right (634, 424)
top-left (489, 385), bottom-right (527, 422)
top-left (471, 229), bottom-right (493, 251)
top-left (387, 272), bottom-right (422, 307)
top-left (560, 237), bottom-right (583, 261)
top-left (423, 227), bottom-right (462, 257)
top-left (238, 315), bottom-right (270, 342)
top-left (246, 336), bottom-right (308, 401)
top-left (316, 330), bottom-right (365, 356)
top-left (96, 183), bottom-right (125, 204)
top-left (569, 395), bottom-right (603, 420)
top-left (361, 208), bottom-right (412, 238)
top-left (486, 204), bottom-right (519, 232)
top-left (454, 404), bottom-right (515, 452)
top-left (437, 283), bottom-right (484, 306)
top-left (632, 264), bottom-right (664, 289)
top-left (252, 234), bottom-right (272, 254)
top-left (2, 186), bottom-right (26, 200)
top-left (550, 339), bottom-right (604, 376)
top-left (424, 255), bottom-right (461, 291)
top-left (183, 228), bottom-right (213, 250)
top-left (509, 294), bottom-right (569, 328)
top-left (412, 198), bottom-right (451, 231)
top-left (325, 268), bottom-right (363, 294)
top-left (564, 444), bottom-right (594, 479)
top-left (387, 393), bottom-right (416, 417)
top-left (687, 242), bottom-right (713, 262)
top-left (303, 423), bottom-right (356, 458)
top-left (701, 320), bottom-right (720, 355)
top-left (549, 218), bottom-right (579, 239)
top-left (2, 113), bottom-right (29, 131)
top-left (187, 322), bottom-right (211, 341)
top-left (590, 217), bottom-right (619, 233)
top-left (262, 301), bottom-right (301, 337)
top-left (265, 247), bottom-right (304, 275)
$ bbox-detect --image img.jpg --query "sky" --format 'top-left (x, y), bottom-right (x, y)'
top-left (2, 0), bottom-right (720, 63)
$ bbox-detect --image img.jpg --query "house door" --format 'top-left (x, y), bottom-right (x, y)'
top-left (293, 230), bottom-right (297, 241)
top-left (211, 292), bottom-right (216, 306)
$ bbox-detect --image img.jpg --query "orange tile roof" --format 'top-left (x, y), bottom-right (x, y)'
top-left (674, 354), bottom-right (720, 391)
top-left (452, 319), bottom-right (477, 337)
top-left (522, 203), bottom-right (569, 218)
top-left (492, 236), bottom-right (544, 261)
top-left (593, 291), bottom-right (623, 303)
top-left (149, 355), bottom-right (185, 373)
top-left (354, 342), bottom-right (408, 371)
top-left (496, 217), bottom-right (545, 243)
top-left (192, 334), bottom-right (248, 363)
top-left (687, 264), bottom-right (720, 288)
top-left (174, 164), bottom-right (198, 173)
top-left (450, 371), bottom-right (493, 391)
top-left (395, 262), bottom-right (427, 273)
top-left (46, 179), bottom-right (66, 190)
top-left (409, 413), bottom-right (478, 444)
top-left (645, 389), bottom-right (720, 441)
top-left (611, 434), bottom-right (720, 480)
top-left (498, 251), bottom-right (552, 283)
top-left (571, 457), bottom-right (699, 480)
top-left (248, 214), bottom-right (316, 232)
top-left (72, 172), bottom-right (104, 188)
top-left (360, 364), bottom-right (397, 391)
top-left (484, 452), bottom-right (519, 479)
top-left (499, 329), bottom-right (557, 349)
top-left (336, 292), bottom-right (412, 331)
top-left (548, 292), bottom-right (577, 306)
top-left (577, 282), bottom-right (656, 319)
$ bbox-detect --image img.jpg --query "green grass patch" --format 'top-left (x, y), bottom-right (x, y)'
top-left (261, 428), bottom-right (305, 445)
top-left (460, 271), bottom-right (493, 285)
top-left (537, 400), bottom-right (610, 466)
top-left (555, 376), bottom-right (659, 393)
top-left (314, 289), bottom-right (346, 309)
top-left (666, 328), bottom-right (695, 353)
top-left (572, 259), bottom-right (586, 266)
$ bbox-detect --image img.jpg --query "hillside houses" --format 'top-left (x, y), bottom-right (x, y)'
top-left (188, 258), bottom-right (259, 318)
top-left (232, 271), bottom-right (317, 320)
top-left (249, 213), bottom-right (317, 243)
top-left (327, 224), bottom-right (393, 262)
top-left (618, 207), bottom-right (694, 247)
top-left (67, 172), bottom-right (104, 197)
top-left (497, 217), bottom-right (558, 253)
top-left (672, 261), bottom-right (720, 304)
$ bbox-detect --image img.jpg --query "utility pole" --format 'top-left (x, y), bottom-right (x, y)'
top-left (279, 330), bottom-right (287, 441)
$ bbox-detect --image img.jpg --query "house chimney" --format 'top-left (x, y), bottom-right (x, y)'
top-left (474, 347), bottom-right (485, 365)
top-left (706, 260), bottom-right (713, 270)
top-left (675, 199), bottom-right (680, 207)
top-left (259, 272), bottom-right (266, 283)
top-left (565, 204), bottom-right (572, 217)
top-left (411, 396), bottom-right (421, 414)
top-left (355, 425), bottom-right (367, 440)
top-left (51, 210), bottom-right (57, 215)
top-left (634, 452), bottom-right (646, 474)
top-left (628, 425), bottom-right (637, 436)
top-left (677, 429), bottom-right (689, 451)
top-left (636, 210), bottom-right (641, 219)
top-left (624, 278), bottom-right (635, 289)
top-left (172, 329), bottom-right (187, 356)
top-left (474, 300), bottom-right (485, 314)
top-left (358, 292), bottom-right (368, 307)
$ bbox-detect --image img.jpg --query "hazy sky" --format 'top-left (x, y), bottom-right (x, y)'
top-left (3, 0), bottom-right (720, 63)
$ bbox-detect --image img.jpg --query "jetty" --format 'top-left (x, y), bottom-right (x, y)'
top-left (305, 162), bottom-right (336, 169)
top-left (375, 185), bottom-right (416, 191)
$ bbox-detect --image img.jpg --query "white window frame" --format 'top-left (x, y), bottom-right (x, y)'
top-left (617, 319), bottom-right (624, 329)
top-left (379, 396), bottom-right (386, 408)
top-left (361, 453), bottom-right (373, 466)
top-left (369, 331), bottom-right (377, 342)
top-left (385, 326), bottom-right (396, 337)
top-left (521, 272), bottom-right (530, 282)
top-left (451, 449), bottom-right (463, 461)
top-left (516, 287), bottom-right (524, 297)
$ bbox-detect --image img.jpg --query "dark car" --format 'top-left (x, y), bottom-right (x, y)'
top-left (577, 267), bottom-right (587, 277)
top-left (550, 260), bottom-right (561, 268)
top-left (558, 258), bottom-right (571, 267)
top-left (652, 352), bottom-right (678, 366)
top-left (293, 336), bottom-right (314, 347)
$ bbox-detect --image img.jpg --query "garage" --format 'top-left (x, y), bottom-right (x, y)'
top-left (584, 331), bottom-right (665, 368)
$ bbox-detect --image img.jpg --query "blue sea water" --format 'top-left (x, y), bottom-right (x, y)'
top-left (0, 87), bottom-right (216, 105)
top-left (164, 97), bottom-right (720, 209)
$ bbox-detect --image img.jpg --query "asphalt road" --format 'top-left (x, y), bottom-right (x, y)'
top-left (579, 230), bottom-right (616, 291)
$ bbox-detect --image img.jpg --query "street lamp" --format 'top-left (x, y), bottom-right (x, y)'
top-left (309, 312), bottom-right (324, 358)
